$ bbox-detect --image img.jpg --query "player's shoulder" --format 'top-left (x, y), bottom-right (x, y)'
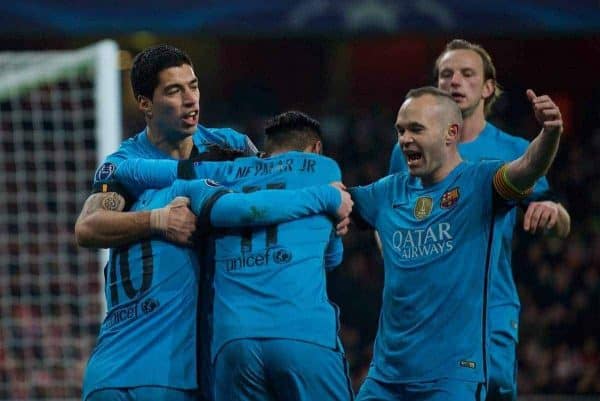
top-left (204, 123), bottom-right (241, 132)
top-left (307, 152), bottom-right (341, 176)
top-left (94, 132), bottom-right (147, 182)
top-left (462, 158), bottom-right (502, 169)
top-left (386, 170), bottom-right (409, 183)
top-left (277, 151), bottom-right (340, 169)
top-left (194, 125), bottom-right (252, 153)
top-left (350, 174), bottom-right (403, 209)
top-left (460, 159), bottom-right (503, 182)
top-left (197, 124), bottom-right (246, 141)
top-left (367, 172), bottom-right (404, 191)
top-left (487, 123), bottom-right (529, 150)
top-left (389, 142), bottom-right (402, 160)
top-left (103, 131), bottom-right (156, 165)
top-left (304, 152), bottom-right (339, 166)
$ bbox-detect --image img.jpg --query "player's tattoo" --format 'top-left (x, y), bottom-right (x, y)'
top-left (101, 193), bottom-right (125, 211)
top-left (79, 192), bottom-right (126, 218)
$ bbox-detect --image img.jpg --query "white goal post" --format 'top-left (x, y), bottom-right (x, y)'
top-left (0, 40), bottom-right (121, 400)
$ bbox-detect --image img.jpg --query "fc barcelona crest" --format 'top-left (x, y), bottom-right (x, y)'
top-left (414, 196), bottom-right (433, 220)
top-left (441, 187), bottom-right (460, 209)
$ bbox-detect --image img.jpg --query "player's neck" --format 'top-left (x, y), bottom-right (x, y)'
top-left (460, 108), bottom-right (487, 143)
top-left (268, 149), bottom-right (287, 156)
top-left (423, 153), bottom-right (463, 187)
top-left (268, 146), bottom-right (304, 157)
top-left (146, 126), bottom-right (194, 160)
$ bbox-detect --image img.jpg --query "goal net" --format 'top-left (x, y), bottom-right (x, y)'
top-left (0, 40), bottom-right (121, 400)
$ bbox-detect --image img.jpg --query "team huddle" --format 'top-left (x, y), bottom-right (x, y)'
top-left (75, 41), bottom-right (569, 401)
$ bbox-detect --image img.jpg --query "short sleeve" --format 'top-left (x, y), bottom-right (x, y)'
top-left (349, 177), bottom-right (390, 227)
top-left (199, 127), bottom-right (257, 155)
top-left (91, 152), bottom-right (134, 204)
top-left (193, 160), bottom-right (230, 182)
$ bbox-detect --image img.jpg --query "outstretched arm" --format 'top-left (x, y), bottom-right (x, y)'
top-left (173, 180), bottom-right (352, 228)
top-left (112, 158), bottom-right (225, 196)
top-left (502, 90), bottom-right (563, 194)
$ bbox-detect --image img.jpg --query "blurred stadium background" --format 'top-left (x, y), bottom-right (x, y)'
top-left (0, 1), bottom-right (599, 400)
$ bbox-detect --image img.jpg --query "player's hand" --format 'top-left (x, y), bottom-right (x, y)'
top-left (150, 196), bottom-right (197, 246)
top-left (335, 216), bottom-right (351, 236)
top-left (526, 89), bottom-right (563, 135)
top-left (523, 201), bottom-right (559, 234)
top-left (329, 182), bottom-right (353, 220)
top-left (329, 181), bottom-right (347, 191)
top-left (330, 180), bottom-right (351, 235)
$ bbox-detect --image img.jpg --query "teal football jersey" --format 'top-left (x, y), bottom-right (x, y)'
top-left (92, 125), bottom-right (254, 199)
top-left (82, 180), bottom-right (226, 400)
top-left (85, 124), bottom-right (252, 399)
top-left (191, 152), bottom-right (344, 360)
top-left (351, 160), bottom-right (509, 383)
top-left (389, 123), bottom-right (551, 312)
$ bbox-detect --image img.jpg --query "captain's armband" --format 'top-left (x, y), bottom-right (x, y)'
top-left (91, 179), bottom-right (134, 210)
top-left (493, 164), bottom-right (533, 201)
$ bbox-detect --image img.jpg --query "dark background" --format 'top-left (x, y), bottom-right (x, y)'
top-left (1, 1), bottom-right (599, 398)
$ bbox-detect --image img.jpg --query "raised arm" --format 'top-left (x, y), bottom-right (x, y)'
top-left (503, 90), bottom-right (563, 193)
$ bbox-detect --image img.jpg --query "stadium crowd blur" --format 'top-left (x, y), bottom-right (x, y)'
top-left (1, 40), bottom-right (599, 399)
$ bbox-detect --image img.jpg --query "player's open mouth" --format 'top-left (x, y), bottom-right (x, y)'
top-left (405, 150), bottom-right (423, 166)
top-left (451, 92), bottom-right (466, 102)
top-left (182, 110), bottom-right (198, 125)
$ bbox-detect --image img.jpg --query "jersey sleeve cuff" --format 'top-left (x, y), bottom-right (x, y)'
top-left (91, 179), bottom-right (134, 209)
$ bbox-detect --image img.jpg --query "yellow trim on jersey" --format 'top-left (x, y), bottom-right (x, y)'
top-left (493, 164), bottom-right (533, 200)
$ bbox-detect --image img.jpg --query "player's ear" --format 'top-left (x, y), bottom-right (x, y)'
top-left (138, 95), bottom-right (153, 118)
top-left (482, 78), bottom-right (495, 100)
top-left (445, 123), bottom-right (459, 145)
top-left (312, 140), bottom-right (323, 155)
top-left (303, 140), bottom-right (322, 155)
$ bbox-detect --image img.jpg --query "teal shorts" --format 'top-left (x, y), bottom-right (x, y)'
top-left (85, 386), bottom-right (199, 401)
top-left (214, 338), bottom-right (354, 401)
top-left (356, 377), bottom-right (485, 401)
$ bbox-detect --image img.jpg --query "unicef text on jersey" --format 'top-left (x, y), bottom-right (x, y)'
top-left (224, 247), bottom-right (293, 272)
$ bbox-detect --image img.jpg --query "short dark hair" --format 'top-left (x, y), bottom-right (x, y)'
top-left (405, 86), bottom-right (462, 126)
top-left (433, 39), bottom-right (503, 115)
top-left (130, 44), bottom-right (193, 100)
top-left (406, 86), bottom-right (455, 102)
top-left (264, 111), bottom-right (322, 153)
